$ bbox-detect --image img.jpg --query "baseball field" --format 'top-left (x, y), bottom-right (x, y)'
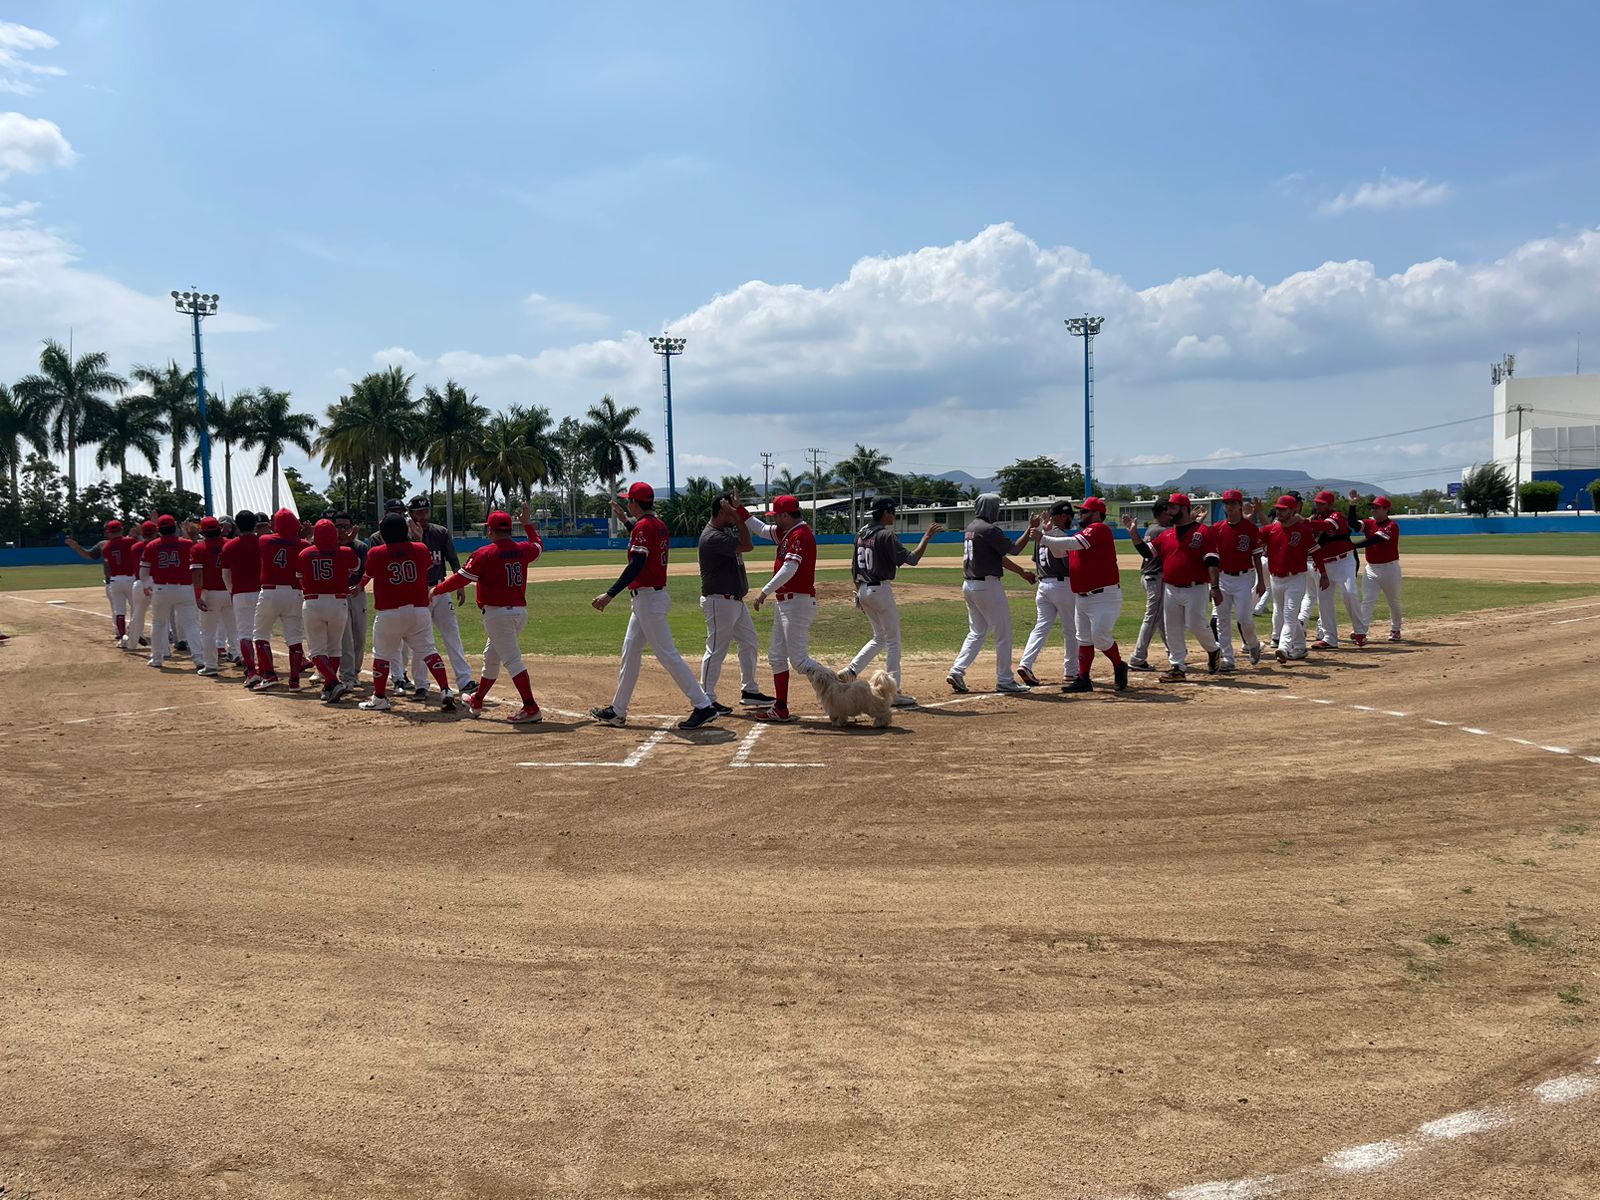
top-left (3, 536), bottom-right (1598, 1199)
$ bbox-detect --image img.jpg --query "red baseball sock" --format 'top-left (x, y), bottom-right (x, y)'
top-left (215, 645), bottom-right (227, 663)
top-left (256, 640), bottom-right (276, 677)
top-left (240, 640), bottom-right (256, 675)
top-left (1078, 645), bottom-right (1095, 676)
top-left (115, 614), bottom-right (127, 637)
top-left (1105, 642), bottom-right (1123, 665)
top-left (313, 655), bottom-right (335, 686)
top-left (425, 654), bottom-right (448, 690)
top-left (774, 670), bottom-right (790, 709)
top-left (288, 643), bottom-right (304, 684)
top-left (512, 670), bottom-right (534, 706)
top-left (475, 676), bottom-right (495, 706)
top-left (372, 658), bottom-right (389, 697)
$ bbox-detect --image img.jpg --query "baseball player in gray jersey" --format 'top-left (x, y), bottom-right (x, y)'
top-left (406, 496), bottom-right (474, 700)
top-left (947, 492), bottom-right (1039, 694)
top-left (1123, 499), bottom-right (1173, 671)
top-left (696, 493), bottom-right (773, 714)
top-left (1018, 499), bottom-right (1078, 687)
top-left (842, 498), bottom-right (943, 707)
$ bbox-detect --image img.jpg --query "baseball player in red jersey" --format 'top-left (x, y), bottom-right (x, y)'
top-left (1261, 497), bottom-right (1332, 662)
top-left (1147, 494), bottom-right (1222, 681)
top-left (359, 513), bottom-right (455, 712)
top-left (138, 515), bottom-right (201, 668)
top-left (220, 511), bottom-right (263, 685)
top-left (189, 516), bottom-right (232, 677)
top-left (1209, 489), bottom-right (1268, 671)
top-left (1019, 500), bottom-right (1078, 689)
top-left (1304, 489), bottom-right (1365, 649)
top-left (253, 508), bottom-right (309, 691)
top-left (1356, 496), bottom-right (1403, 642)
top-left (433, 506), bottom-right (545, 722)
top-left (298, 519), bottom-right (360, 702)
top-left (65, 519), bottom-right (140, 643)
top-left (589, 483), bottom-right (718, 730)
top-left (124, 519), bottom-right (158, 651)
top-left (743, 494), bottom-right (823, 722)
top-left (1037, 496), bottom-right (1128, 692)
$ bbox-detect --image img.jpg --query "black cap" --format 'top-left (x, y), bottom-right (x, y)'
top-left (407, 495), bottom-right (430, 511)
top-left (383, 499), bottom-right (405, 513)
top-left (1049, 500), bottom-right (1074, 517)
top-left (234, 509), bottom-right (257, 531)
top-left (380, 514), bottom-right (410, 544)
top-left (870, 496), bottom-right (898, 517)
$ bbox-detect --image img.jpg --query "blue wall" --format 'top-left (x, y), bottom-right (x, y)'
top-left (1531, 469), bottom-right (1599, 511)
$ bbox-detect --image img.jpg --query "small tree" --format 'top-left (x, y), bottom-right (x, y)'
top-left (1518, 480), bottom-right (1563, 514)
top-left (1458, 463), bottom-right (1513, 517)
top-left (1586, 479), bottom-right (1600, 513)
top-left (993, 456), bottom-right (1084, 500)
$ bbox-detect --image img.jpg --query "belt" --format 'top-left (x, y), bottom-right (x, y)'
top-left (966, 575), bottom-right (1001, 582)
top-left (1271, 570), bottom-right (1299, 578)
top-left (306, 592), bottom-right (349, 600)
top-left (858, 581), bottom-right (890, 588)
top-left (261, 584), bottom-right (300, 591)
top-left (1224, 569), bottom-right (1252, 577)
top-left (703, 593), bottom-right (744, 600)
top-left (631, 585), bottom-right (666, 592)
top-left (775, 591), bottom-right (813, 602)
top-left (1079, 586), bottom-right (1108, 595)
top-left (1321, 551), bottom-right (1350, 563)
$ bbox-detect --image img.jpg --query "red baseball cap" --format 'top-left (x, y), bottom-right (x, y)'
top-left (105, 519), bottom-right (124, 533)
top-left (1221, 489), bottom-right (1244, 502)
top-left (766, 494), bottom-right (801, 516)
top-left (623, 482), bottom-right (654, 503)
top-left (1167, 492), bottom-right (1192, 508)
top-left (156, 513), bottom-right (177, 531)
top-left (486, 510), bottom-right (513, 529)
top-left (1079, 496), bottom-right (1107, 514)
top-left (1314, 490), bottom-right (1337, 505)
top-left (1274, 496), bottom-right (1298, 510)
top-left (140, 520), bottom-right (157, 535)
top-left (1372, 496), bottom-right (1392, 509)
top-left (200, 516), bottom-right (221, 534)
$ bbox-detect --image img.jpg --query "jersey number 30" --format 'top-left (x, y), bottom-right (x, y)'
top-left (386, 559), bottom-right (419, 585)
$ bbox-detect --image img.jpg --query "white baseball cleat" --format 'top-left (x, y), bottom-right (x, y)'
top-left (196, 666), bottom-right (220, 677)
top-left (996, 679), bottom-right (1029, 694)
top-left (439, 687), bottom-right (456, 712)
top-left (358, 695), bottom-right (393, 711)
top-left (116, 636), bottom-right (129, 650)
top-left (507, 704), bottom-right (543, 724)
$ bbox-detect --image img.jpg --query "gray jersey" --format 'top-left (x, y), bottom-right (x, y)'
top-left (416, 522), bottom-right (458, 587)
top-left (1139, 525), bottom-right (1165, 578)
top-left (852, 524), bottom-right (913, 585)
top-left (1034, 536), bottom-right (1069, 582)
top-left (342, 540), bottom-right (369, 589)
top-left (698, 522), bottom-right (748, 597)
top-left (963, 519), bottom-right (1018, 580)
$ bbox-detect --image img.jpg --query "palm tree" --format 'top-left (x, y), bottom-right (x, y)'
top-left (203, 388), bottom-right (256, 515)
top-left (244, 387), bottom-right (317, 511)
top-left (130, 360), bottom-right (198, 497)
top-left (771, 468), bottom-right (809, 497)
top-left (15, 338), bottom-right (127, 508)
top-left (88, 394), bottom-right (166, 489)
top-left (718, 473), bottom-right (756, 502)
top-left (582, 394), bottom-right (654, 532)
top-left (0, 383), bottom-right (49, 507)
top-left (316, 367), bottom-right (418, 517)
top-left (475, 413), bottom-right (548, 511)
top-left (509, 402), bottom-right (560, 496)
top-left (419, 381), bottom-right (488, 534)
top-left (835, 444), bottom-right (895, 529)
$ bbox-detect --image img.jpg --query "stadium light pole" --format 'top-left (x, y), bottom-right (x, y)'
top-left (173, 289), bottom-right (220, 516)
top-left (1065, 314), bottom-right (1105, 498)
top-left (648, 334), bottom-right (687, 499)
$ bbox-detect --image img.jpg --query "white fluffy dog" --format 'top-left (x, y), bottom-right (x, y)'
top-left (797, 662), bottom-right (897, 728)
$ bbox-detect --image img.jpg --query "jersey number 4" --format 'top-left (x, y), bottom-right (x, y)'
top-left (273, 548), bottom-right (289, 568)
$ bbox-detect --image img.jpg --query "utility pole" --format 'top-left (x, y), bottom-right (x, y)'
top-left (806, 447), bottom-right (826, 527)
top-left (760, 451), bottom-right (773, 499)
top-left (1513, 403), bottom-right (1527, 515)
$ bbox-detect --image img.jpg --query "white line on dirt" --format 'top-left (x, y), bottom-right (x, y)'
top-left (1323, 1141), bottom-right (1405, 1173)
top-left (1554, 614), bottom-right (1600, 625)
top-left (1425, 718), bottom-right (1457, 726)
top-left (1418, 1109), bottom-right (1509, 1139)
top-left (2, 593), bottom-right (109, 619)
top-left (1533, 1075), bottom-right (1596, 1103)
top-left (1460, 726), bottom-right (1491, 735)
top-left (516, 723), bottom-right (671, 769)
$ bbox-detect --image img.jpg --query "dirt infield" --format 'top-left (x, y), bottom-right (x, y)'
top-left (3, 579), bottom-right (1599, 1198)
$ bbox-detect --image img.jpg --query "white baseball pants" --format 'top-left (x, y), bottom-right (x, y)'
top-left (481, 604), bottom-right (528, 679)
top-left (1074, 585), bottom-right (1123, 650)
top-left (301, 595), bottom-right (350, 662)
top-left (1215, 574), bottom-right (1262, 668)
top-left (1272, 574), bottom-right (1310, 657)
top-left (417, 592), bottom-right (473, 690)
top-left (952, 578), bottom-right (1014, 684)
top-left (127, 580), bottom-right (152, 646)
top-left (1163, 582), bottom-right (1219, 670)
top-left (769, 593), bottom-right (820, 676)
top-left (231, 592), bottom-right (258, 659)
top-left (1131, 574), bottom-right (1163, 665)
top-left (197, 589), bottom-right (233, 670)
top-left (1310, 552), bottom-right (1364, 644)
top-left (340, 592), bottom-right (367, 685)
top-left (700, 594), bottom-right (759, 701)
top-left (847, 583), bottom-right (905, 686)
top-left (373, 605), bottom-right (435, 676)
top-left (254, 586), bottom-right (304, 644)
top-left (148, 584), bottom-right (201, 667)
top-left (1297, 567), bottom-right (1320, 625)
top-left (610, 588), bottom-right (710, 719)
top-left (106, 576), bottom-right (136, 626)
top-left (1360, 560), bottom-right (1403, 633)
top-left (1020, 579), bottom-right (1079, 680)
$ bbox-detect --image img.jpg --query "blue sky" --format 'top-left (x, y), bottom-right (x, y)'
top-left (3, 1), bottom-right (1599, 493)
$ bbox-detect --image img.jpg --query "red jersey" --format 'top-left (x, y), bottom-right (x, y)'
top-left (1362, 518), bottom-right (1401, 565)
top-left (365, 541), bottom-right (432, 610)
top-left (1065, 519), bottom-right (1120, 594)
top-left (1210, 518), bottom-right (1264, 574)
top-left (1154, 521), bottom-right (1220, 588)
top-left (190, 537), bottom-right (227, 591)
top-left (627, 514), bottom-right (671, 590)
top-left (461, 532), bottom-right (544, 606)
top-left (297, 545), bottom-right (359, 598)
top-left (1311, 510), bottom-right (1354, 566)
top-left (101, 536), bottom-right (141, 577)
top-left (259, 533), bottom-right (309, 588)
top-left (772, 520), bottom-right (817, 595)
top-left (141, 535), bottom-right (196, 586)
top-left (1262, 518), bottom-right (1330, 576)
top-left (220, 533), bottom-right (261, 594)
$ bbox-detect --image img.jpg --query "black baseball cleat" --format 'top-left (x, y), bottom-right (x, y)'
top-left (138, 636), bottom-right (150, 647)
top-left (589, 705), bottom-right (626, 727)
top-left (1207, 648), bottom-right (1221, 674)
top-left (461, 680), bottom-right (478, 696)
top-left (711, 702), bottom-right (733, 715)
top-left (1113, 661), bottom-right (1129, 692)
top-left (175, 640), bottom-right (189, 653)
top-left (680, 705), bottom-right (720, 730)
top-left (1064, 676), bottom-right (1093, 693)
top-left (1016, 665), bottom-right (1042, 687)
top-left (740, 689), bottom-right (775, 706)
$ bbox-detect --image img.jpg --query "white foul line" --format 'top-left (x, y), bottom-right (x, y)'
top-left (516, 722), bottom-right (672, 769)
top-left (729, 723), bottom-right (823, 769)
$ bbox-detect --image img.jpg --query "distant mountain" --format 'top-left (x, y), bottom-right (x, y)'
top-left (934, 469), bottom-right (998, 494)
top-left (1158, 467), bottom-right (1388, 496)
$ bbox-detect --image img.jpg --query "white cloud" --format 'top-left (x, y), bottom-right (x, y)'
top-left (523, 291), bottom-right (609, 332)
top-left (1319, 172), bottom-right (1453, 215)
top-left (680, 452), bottom-right (735, 470)
top-left (370, 346), bottom-right (427, 371)
top-left (1124, 453), bottom-right (1177, 466)
top-left (0, 112), bottom-right (74, 177)
top-left (0, 22), bottom-right (64, 97)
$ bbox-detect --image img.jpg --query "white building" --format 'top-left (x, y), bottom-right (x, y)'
top-left (1492, 368), bottom-right (1600, 494)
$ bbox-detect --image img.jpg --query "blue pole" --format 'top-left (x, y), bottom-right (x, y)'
top-left (191, 308), bottom-right (215, 516)
top-left (1082, 333), bottom-right (1093, 498)
top-left (663, 350), bottom-right (676, 499)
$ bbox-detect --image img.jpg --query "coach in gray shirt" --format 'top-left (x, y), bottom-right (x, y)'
top-left (1123, 499), bottom-right (1172, 671)
top-left (947, 492), bottom-right (1038, 694)
top-left (697, 493), bottom-right (771, 714)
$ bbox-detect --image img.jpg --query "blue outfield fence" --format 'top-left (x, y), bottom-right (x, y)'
top-left (5, 514), bottom-right (1600, 569)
